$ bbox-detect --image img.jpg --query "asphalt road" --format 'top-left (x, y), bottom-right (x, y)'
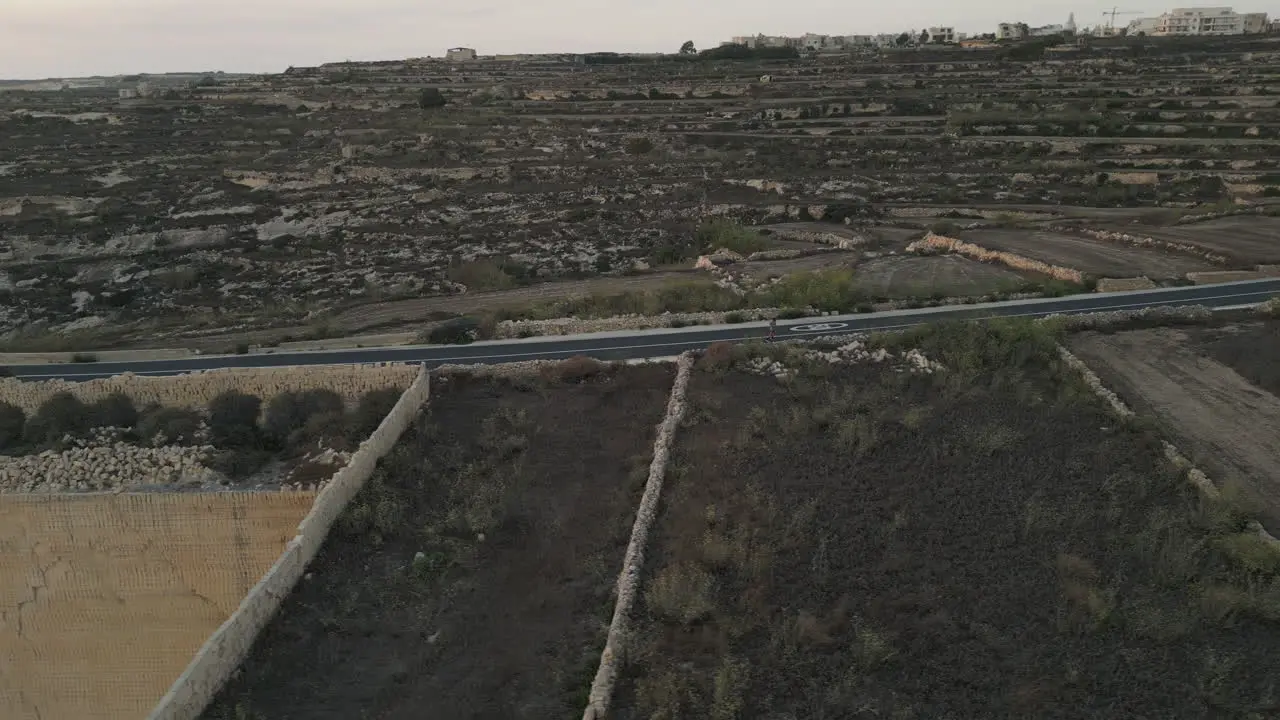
top-left (8, 278), bottom-right (1280, 381)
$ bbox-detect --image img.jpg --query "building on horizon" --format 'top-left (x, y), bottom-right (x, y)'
top-left (1127, 7), bottom-right (1269, 35)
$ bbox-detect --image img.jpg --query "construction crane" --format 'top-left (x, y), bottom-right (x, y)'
top-left (1103, 7), bottom-right (1143, 31)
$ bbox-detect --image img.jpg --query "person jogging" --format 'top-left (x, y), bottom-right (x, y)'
top-left (766, 317), bottom-right (777, 342)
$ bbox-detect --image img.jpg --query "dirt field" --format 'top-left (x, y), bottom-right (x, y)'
top-left (1115, 216), bottom-right (1280, 264)
top-left (612, 328), bottom-right (1280, 718)
top-left (1199, 320), bottom-right (1280, 399)
top-left (1072, 326), bottom-right (1280, 534)
top-left (202, 364), bottom-right (675, 720)
top-left (958, 229), bottom-right (1216, 279)
top-left (852, 254), bottom-right (1031, 298)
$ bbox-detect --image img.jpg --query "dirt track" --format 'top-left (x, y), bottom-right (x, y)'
top-left (1072, 328), bottom-right (1280, 533)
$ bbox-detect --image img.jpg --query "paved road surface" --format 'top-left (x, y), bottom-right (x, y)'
top-left (8, 278), bottom-right (1279, 380)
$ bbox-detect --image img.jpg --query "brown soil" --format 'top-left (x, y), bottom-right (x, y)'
top-left (1198, 320), bottom-right (1280, 398)
top-left (613, 344), bottom-right (1280, 718)
top-left (852, 254), bottom-right (1030, 298)
top-left (201, 364), bottom-right (676, 720)
top-left (1071, 327), bottom-right (1280, 534)
top-left (1117, 216), bottom-right (1280, 264)
top-left (958, 228), bottom-right (1215, 279)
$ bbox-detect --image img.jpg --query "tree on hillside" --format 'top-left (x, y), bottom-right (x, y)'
top-left (680, 40), bottom-right (697, 55)
top-left (418, 87), bottom-right (447, 109)
top-left (895, 33), bottom-right (910, 46)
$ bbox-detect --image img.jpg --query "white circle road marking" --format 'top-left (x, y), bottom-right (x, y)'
top-left (787, 322), bottom-right (850, 332)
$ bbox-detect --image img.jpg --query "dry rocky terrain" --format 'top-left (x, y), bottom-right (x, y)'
top-left (6, 36), bottom-right (1280, 353)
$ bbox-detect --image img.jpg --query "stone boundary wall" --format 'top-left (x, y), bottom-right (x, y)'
top-left (0, 363), bottom-right (418, 415)
top-left (907, 232), bottom-right (1086, 284)
top-left (1055, 225), bottom-right (1232, 266)
top-left (147, 365), bottom-right (432, 720)
top-left (582, 352), bottom-right (694, 720)
top-left (1057, 345), bottom-right (1277, 543)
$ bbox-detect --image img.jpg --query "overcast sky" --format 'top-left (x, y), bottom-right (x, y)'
top-left (5, 0), bottom-right (1275, 78)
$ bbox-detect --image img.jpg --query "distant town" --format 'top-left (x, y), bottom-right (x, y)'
top-left (725, 5), bottom-right (1275, 50)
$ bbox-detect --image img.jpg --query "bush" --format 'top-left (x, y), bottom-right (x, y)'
top-left (263, 389), bottom-right (345, 445)
top-left (446, 259), bottom-right (516, 291)
top-left (137, 406), bottom-right (203, 445)
top-left (418, 87), bottom-right (447, 109)
top-left (25, 392), bottom-right (89, 444)
top-left (625, 136), bottom-right (655, 155)
top-left (0, 401), bottom-right (25, 450)
top-left (89, 392), bottom-right (138, 429)
top-left (541, 355), bottom-right (607, 384)
top-left (760, 268), bottom-right (865, 313)
top-left (353, 387), bottom-right (402, 436)
top-left (70, 353), bottom-right (98, 363)
top-left (696, 220), bottom-right (771, 254)
top-left (426, 317), bottom-right (480, 345)
top-left (208, 391), bottom-right (262, 446)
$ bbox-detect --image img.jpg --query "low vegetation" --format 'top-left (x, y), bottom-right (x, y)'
top-left (615, 320), bottom-right (1280, 717)
top-left (202, 363), bottom-right (676, 719)
top-left (0, 386), bottom-right (405, 482)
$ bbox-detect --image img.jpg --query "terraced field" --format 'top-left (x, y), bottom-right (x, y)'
top-left (4, 35), bottom-right (1280, 354)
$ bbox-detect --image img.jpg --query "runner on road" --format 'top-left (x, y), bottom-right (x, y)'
top-left (767, 317), bottom-right (777, 342)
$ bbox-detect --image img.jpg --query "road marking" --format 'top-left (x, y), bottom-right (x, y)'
top-left (788, 322), bottom-right (850, 332)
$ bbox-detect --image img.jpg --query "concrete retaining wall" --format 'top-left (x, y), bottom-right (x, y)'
top-left (583, 352), bottom-right (694, 720)
top-left (147, 365), bottom-right (431, 720)
top-left (0, 363), bottom-right (418, 415)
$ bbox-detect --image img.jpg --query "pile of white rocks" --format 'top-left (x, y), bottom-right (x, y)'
top-left (0, 436), bottom-right (218, 493)
top-left (741, 338), bottom-right (943, 379)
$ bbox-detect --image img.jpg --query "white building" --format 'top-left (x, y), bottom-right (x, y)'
top-left (1136, 7), bottom-right (1265, 36)
top-left (925, 26), bottom-right (956, 43)
top-left (445, 47), bottom-right (477, 61)
top-left (1030, 24), bottom-right (1067, 36)
top-left (997, 22), bottom-right (1029, 39)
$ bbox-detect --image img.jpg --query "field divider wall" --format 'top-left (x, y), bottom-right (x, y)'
top-left (147, 365), bottom-right (432, 720)
top-left (1057, 344), bottom-right (1279, 548)
top-left (582, 352), bottom-right (694, 720)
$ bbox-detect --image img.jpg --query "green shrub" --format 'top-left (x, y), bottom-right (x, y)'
top-left (137, 406), bottom-right (203, 445)
top-left (208, 391), bottom-right (263, 446)
top-left (70, 353), bottom-right (98, 363)
top-left (263, 389), bottom-right (344, 444)
top-left (446, 259), bottom-right (516, 291)
top-left (418, 87), bottom-right (447, 109)
top-left (760, 268), bottom-right (864, 312)
top-left (724, 312), bottom-right (748, 324)
top-left (625, 136), bottom-right (655, 155)
top-left (25, 392), bottom-right (89, 444)
top-left (0, 401), bottom-right (25, 450)
top-left (426, 317), bottom-right (480, 344)
top-left (353, 388), bottom-right (402, 436)
top-left (696, 219), bottom-right (771, 255)
top-left (89, 392), bottom-right (138, 429)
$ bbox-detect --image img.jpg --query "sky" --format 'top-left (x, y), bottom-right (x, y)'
top-left (4, 0), bottom-right (1275, 79)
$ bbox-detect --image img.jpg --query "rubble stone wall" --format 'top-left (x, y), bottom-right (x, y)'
top-left (0, 363), bottom-right (418, 415)
top-left (583, 353), bottom-right (694, 720)
top-left (0, 490), bottom-right (316, 720)
top-left (147, 366), bottom-right (431, 720)
top-left (908, 232), bottom-right (1086, 284)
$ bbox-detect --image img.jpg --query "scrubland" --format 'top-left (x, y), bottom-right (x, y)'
top-left (204, 361), bottom-right (674, 719)
top-left (7, 35), bottom-right (1280, 353)
top-left (201, 317), bottom-right (1280, 719)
